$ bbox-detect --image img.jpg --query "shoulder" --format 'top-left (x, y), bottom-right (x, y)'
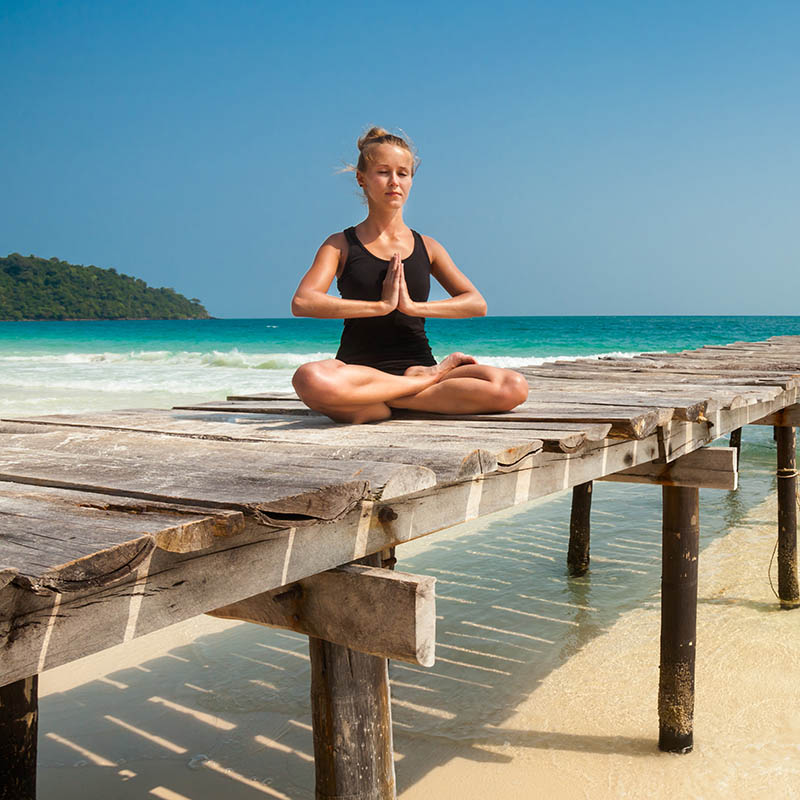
top-left (317, 231), bottom-right (351, 276)
top-left (321, 231), bottom-right (349, 251)
top-left (419, 233), bottom-right (447, 263)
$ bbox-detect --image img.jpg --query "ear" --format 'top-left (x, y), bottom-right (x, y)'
top-left (356, 170), bottom-right (364, 188)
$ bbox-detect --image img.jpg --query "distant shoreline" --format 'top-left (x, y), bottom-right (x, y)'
top-left (0, 316), bottom-right (217, 322)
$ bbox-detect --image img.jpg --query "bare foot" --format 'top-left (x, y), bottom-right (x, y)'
top-left (404, 352), bottom-right (477, 380)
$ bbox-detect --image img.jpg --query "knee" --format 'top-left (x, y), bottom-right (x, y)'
top-left (496, 371), bottom-right (529, 411)
top-left (292, 361), bottom-right (337, 406)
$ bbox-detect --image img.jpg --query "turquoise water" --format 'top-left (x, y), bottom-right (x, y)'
top-left (2, 315), bottom-right (799, 415)
top-left (3, 315), bottom-right (800, 360)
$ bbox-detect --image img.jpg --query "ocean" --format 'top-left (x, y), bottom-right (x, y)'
top-left (3, 315), bottom-right (800, 417)
top-left (4, 316), bottom-right (798, 797)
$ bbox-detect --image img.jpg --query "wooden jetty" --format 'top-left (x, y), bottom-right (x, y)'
top-left (2, 335), bottom-right (800, 798)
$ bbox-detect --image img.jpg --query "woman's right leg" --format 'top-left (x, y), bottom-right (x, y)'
top-left (292, 355), bottom-right (473, 423)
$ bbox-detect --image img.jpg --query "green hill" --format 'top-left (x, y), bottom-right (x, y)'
top-left (0, 253), bottom-right (210, 320)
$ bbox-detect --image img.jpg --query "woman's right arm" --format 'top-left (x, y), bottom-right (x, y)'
top-left (291, 234), bottom-right (400, 319)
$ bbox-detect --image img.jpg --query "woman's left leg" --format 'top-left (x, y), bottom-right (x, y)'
top-left (387, 364), bottom-right (529, 414)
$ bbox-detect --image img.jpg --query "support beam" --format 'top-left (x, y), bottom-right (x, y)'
top-left (600, 447), bottom-right (737, 490)
top-left (752, 404), bottom-right (800, 427)
top-left (776, 426), bottom-right (799, 609)
top-left (729, 428), bottom-right (742, 478)
top-left (0, 674), bottom-right (38, 800)
top-left (659, 486), bottom-right (699, 754)
top-left (308, 553), bottom-right (396, 800)
top-left (567, 481), bottom-right (592, 576)
top-left (208, 564), bottom-right (435, 666)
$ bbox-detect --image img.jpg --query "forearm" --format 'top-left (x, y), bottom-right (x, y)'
top-left (291, 291), bottom-right (391, 319)
top-left (403, 292), bottom-right (487, 319)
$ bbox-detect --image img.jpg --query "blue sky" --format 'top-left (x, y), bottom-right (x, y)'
top-left (2, 1), bottom-right (798, 317)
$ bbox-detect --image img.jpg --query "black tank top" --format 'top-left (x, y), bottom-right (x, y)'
top-left (335, 227), bottom-right (436, 375)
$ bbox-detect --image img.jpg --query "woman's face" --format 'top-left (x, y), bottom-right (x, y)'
top-left (358, 144), bottom-right (414, 208)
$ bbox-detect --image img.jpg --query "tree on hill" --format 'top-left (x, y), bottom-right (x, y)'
top-left (0, 253), bottom-right (211, 320)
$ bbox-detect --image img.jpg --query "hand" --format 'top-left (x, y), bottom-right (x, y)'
top-left (396, 260), bottom-right (419, 316)
top-left (380, 253), bottom-right (401, 312)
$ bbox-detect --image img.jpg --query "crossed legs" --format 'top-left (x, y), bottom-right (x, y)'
top-left (292, 354), bottom-right (529, 424)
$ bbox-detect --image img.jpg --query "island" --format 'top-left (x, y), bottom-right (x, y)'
top-left (0, 253), bottom-right (210, 320)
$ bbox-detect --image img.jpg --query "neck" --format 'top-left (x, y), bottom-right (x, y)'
top-left (361, 206), bottom-right (406, 237)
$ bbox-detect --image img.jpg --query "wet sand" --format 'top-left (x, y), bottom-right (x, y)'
top-left (36, 485), bottom-right (799, 799)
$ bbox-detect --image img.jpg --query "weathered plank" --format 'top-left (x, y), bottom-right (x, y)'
top-left (1, 412), bottom-right (544, 480)
top-left (224, 389), bottom-right (708, 422)
top-left (601, 447), bottom-right (738, 490)
top-left (209, 563), bottom-right (436, 666)
top-left (177, 400), bottom-right (668, 439)
top-left (0, 426), bottom-right (437, 523)
top-left (751, 404), bottom-right (800, 427)
top-left (0, 482), bottom-right (246, 589)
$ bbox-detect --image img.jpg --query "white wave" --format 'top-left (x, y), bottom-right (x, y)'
top-left (448, 350), bottom-right (646, 368)
top-left (0, 349), bottom-right (336, 369)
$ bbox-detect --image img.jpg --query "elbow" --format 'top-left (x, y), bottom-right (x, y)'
top-left (291, 293), bottom-right (308, 317)
top-left (474, 296), bottom-right (488, 317)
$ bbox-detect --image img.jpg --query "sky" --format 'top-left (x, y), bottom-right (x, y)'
top-left (2, 0), bottom-right (799, 318)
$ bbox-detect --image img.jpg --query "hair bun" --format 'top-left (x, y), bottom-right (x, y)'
top-left (357, 127), bottom-right (392, 150)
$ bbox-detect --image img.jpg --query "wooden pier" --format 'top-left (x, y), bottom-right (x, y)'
top-left (2, 335), bottom-right (800, 798)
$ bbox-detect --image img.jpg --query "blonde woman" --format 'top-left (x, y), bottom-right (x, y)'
top-left (291, 127), bottom-right (528, 423)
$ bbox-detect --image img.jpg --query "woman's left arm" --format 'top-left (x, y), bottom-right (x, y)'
top-left (398, 236), bottom-right (487, 318)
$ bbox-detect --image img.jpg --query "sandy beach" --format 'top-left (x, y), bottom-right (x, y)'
top-left (34, 482), bottom-right (800, 800)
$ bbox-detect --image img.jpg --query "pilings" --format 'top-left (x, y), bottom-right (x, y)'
top-left (658, 486), bottom-right (699, 754)
top-left (775, 426), bottom-right (799, 609)
top-left (729, 428), bottom-right (742, 476)
top-left (0, 674), bottom-right (38, 800)
top-left (567, 481), bottom-right (592, 576)
top-left (308, 553), bottom-right (396, 800)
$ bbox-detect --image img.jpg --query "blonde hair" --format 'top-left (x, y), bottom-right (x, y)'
top-left (354, 126), bottom-right (420, 175)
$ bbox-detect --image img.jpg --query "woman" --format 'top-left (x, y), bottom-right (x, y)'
top-left (291, 127), bottom-right (529, 424)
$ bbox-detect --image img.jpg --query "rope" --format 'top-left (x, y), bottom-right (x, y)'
top-left (777, 468), bottom-right (799, 479)
top-left (766, 481), bottom-right (800, 599)
top-left (768, 537), bottom-right (780, 599)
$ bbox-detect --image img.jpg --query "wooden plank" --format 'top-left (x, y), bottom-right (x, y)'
top-left (0, 482), bottom-right (246, 589)
top-left (750, 404), bottom-right (800, 427)
top-left (0, 412), bottom-right (544, 480)
top-left (177, 400), bottom-right (667, 439)
top-left (0, 426), bottom-right (437, 524)
top-left (208, 563), bottom-right (436, 666)
top-left (600, 447), bottom-right (738, 490)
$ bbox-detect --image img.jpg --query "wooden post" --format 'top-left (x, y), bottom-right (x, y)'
top-left (658, 486), bottom-right (699, 754)
top-left (775, 426), bottom-right (800, 609)
top-left (309, 553), bottom-right (396, 800)
top-left (729, 428), bottom-right (742, 477)
top-left (568, 481), bottom-right (592, 576)
top-left (0, 674), bottom-right (38, 800)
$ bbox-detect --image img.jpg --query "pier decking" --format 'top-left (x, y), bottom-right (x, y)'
top-left (2, 335), bottom-right (800, 798)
